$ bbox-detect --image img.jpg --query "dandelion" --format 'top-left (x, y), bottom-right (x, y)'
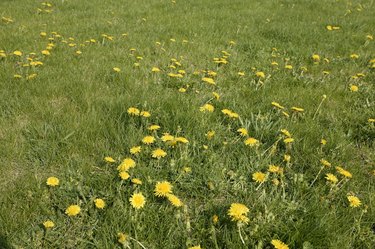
top-left (127, 146), bottom-right (140, 156)
top-left (202, 77), bottom-right (215, 85)
top-left (347, 195), bottom-right (361, 208)
top-left (65, 205), bottom-right (81, 216)
top-left (350, 54), bottom-right (359, 59)
top-left (212, 91), bottom-right (220, 100)
top-left (271, 102), bottom-right (285, 109)
top-left (349, 85), bottom-right (359, 92)
top-left (104, 156), bottom-right (116, 163)
top-left (200, 103), bottom-right (215, 112)
top-left (129, 192), bottom-right (146, 209)
top-left (280, 129), bottom-right (291, 137)
top-left (283, 138), bottom-right (294, 144)
top-left (285, 64), bottom-right (293, 70)
top-left (312, 54), bottom-right (320, 61)
top-left (252, 172), bottom-right (267, 183)
top-left (320, 159), bottom-right (331, 167)
top-left (255, 71), bottom-right (265, 78)
top-left (142, 135), bottom-right (155, 145)
top-left (119, 171), bottom-right (130, 180)
top-left (127, 107), bottom-right (140, 116)
top-left (43, 220), bottom-right (55, 229)
top-left (244, 137), bottom-right (259, 147)
top-left (13, 50), bottom-right (22, 56)
top-left (155, 181), bottom-right (173, 197)
top-left (113, 67), bottom-right (121, 72)
top-left (336, 166), bottom-right (352, 178)
top-left (271, 239), bottom-right (289, 249)
top-left (284, 154), bottom-right (291, 162)
top-left (46, 177), bottom-right (59, 187)
top-left (131, 178), bottom-right (142, 185)
top-left (325, 173), bottom-right (338, 184)
top-left (152, 148), bottom-right (167, 159)
top-left (117, 158), bottom-right (136, 171)
top-left (148, 124), bottom-right (161, 131)
top-left (268, 165), bottom-right (283, 174)
top-left (237, 128), bottom-right (248, 137)
top-left (188, 246), bottom-right (202, 249)
top-left (166, 193), bottom-right (183, 207)
top-left (118, 232), bottom-right (128, 245)
top-left (161, 134), bottom-right (174, 142)
top-left (320, 139), bottom-right (327, 145)
top-left (140, 111), bottom-right (151, 117)
top-left (94, 198), bottom-right (105, 209)
top-left (291, 107), bottom-right (304, 112)
top-left (228, 203), bottom-right (250, 224)
top-left (41, 50), bottom-right (50, 56)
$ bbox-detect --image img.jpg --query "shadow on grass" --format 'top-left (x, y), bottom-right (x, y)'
top-left (0, 234), bottom-right (13, 249)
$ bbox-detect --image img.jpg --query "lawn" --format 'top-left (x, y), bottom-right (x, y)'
top-left (0, 0), bottom-right (374, 248)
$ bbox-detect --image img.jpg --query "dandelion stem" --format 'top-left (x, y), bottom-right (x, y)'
top-left (238, 223), bottom-right (245, 245)
top-left (129, 237), bottom-right (148, 249)
top-left (310, 166), bottom-right (324, 187)
top-left (313, 95), bottom-right (327, 120)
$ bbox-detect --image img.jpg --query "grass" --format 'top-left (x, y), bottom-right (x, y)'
top-left (0, 0), bottom-right (374, 248)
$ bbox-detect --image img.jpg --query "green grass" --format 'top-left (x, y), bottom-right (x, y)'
top-left (0, 0), bottom-right (374, 248)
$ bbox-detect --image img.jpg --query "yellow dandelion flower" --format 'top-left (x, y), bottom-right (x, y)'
top-left (175, 137), bottom-right (189, 144)
top-left (285, 64), bottom-right (293, 69)
top-left (119, 171), bottom-right (130, 180)
top-left (148, 124), bottom-right (161, 131)
top-left (212, 214), bottom-right (219, 224)
top-left (65, 205), bottom-right (81, 216)
top-left (129, 192), bottom-right (146, 209)
top-left (212, 92), bottom-right (220, 100)
top-left (117, 232), bottom-right (128, 245)
top-left (117, 158), bottom-right (136, 171)
top-left (252, 172), bottom-right (267, 183)
top-left (13, 50), bottom-right (22, 56)
top-left (46, 176), bottom-right (59, 187)
top-left (179, 87), bottom-right (187, 93)
top-left (200, 103), bottom-right (215, 112)
top-left (335, 166), bottom-right (352, 178)
top-left (320, 159), bottom-right (331, 167)
top-left (130, 146), bottom-right (141, 155)
top-left (43, 220), bottom-right (55, 229)
top-left (166, 193), bottom-right (183, 207)
top-left (349, 85), bottom-right (359, 92)
top-left (312, 54), bottom-right (320, 61)
top-left (284, 154), bottom-right (291, 162)
top-left (155, 181), bottom-right (173, 197)
top-left (131, 178), bottom-right (142, 185)
top-left (41, 50), bottom-right (50, 56)
top-left (320, 139), bottom-right (327, 145)
top-left (238, 71), bottom-right (245, 76)
top-left (188, 246), bottom-right (202, 249)
top-left (152, 148), bottom-right (167, 159)
top-left (237, 128), bottom-right (248, 137)
top-left (255, 71), bottom-right (265, 78)
top-left (280, 129), bottom-right (291, 137)
top-left (244, 137), bottom-right (259, 147)
top-left (291, 107), bottom-right (304, 112)
top-left (113, 67), bottom-right (121, 72)
top-left (228, 203), bottom-right (250, 224)
top-left (325, 173), bottom-right (338, 184)
top-left (94, 198), bottom-right (105, 209)
top-left (140, 111), bottom-right (151, 117)
top-left (271, 239), bottom-right (289, 249)
top-left (350, 54), bottom-right (359, 59)
top-left (161, 134), bottom-right (174, 142)
top-left (127, 107), bottom-right (140, 116)
top-left (268, 165), bottom-right (283, 174)
top-left (104, 156), bottom-right (116, 163)
top-left (206, 130), bottom-right (215, 139)
top-left (202, 77), bottom-right (215, 85)
top-left (283, 138), bottom-right (294, 144)
top-left (347, 195), bottom-right (361, 208)
top-left (142, 135), bottom-right (155, 145)
top-left (271, 102), bottom-right (285, 109)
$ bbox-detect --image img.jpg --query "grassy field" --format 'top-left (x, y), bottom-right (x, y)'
top-left (1, 0), bottom-right (374, 248)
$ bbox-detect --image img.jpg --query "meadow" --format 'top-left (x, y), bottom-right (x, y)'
top-left (0, 0), bottom-right (374, 248)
